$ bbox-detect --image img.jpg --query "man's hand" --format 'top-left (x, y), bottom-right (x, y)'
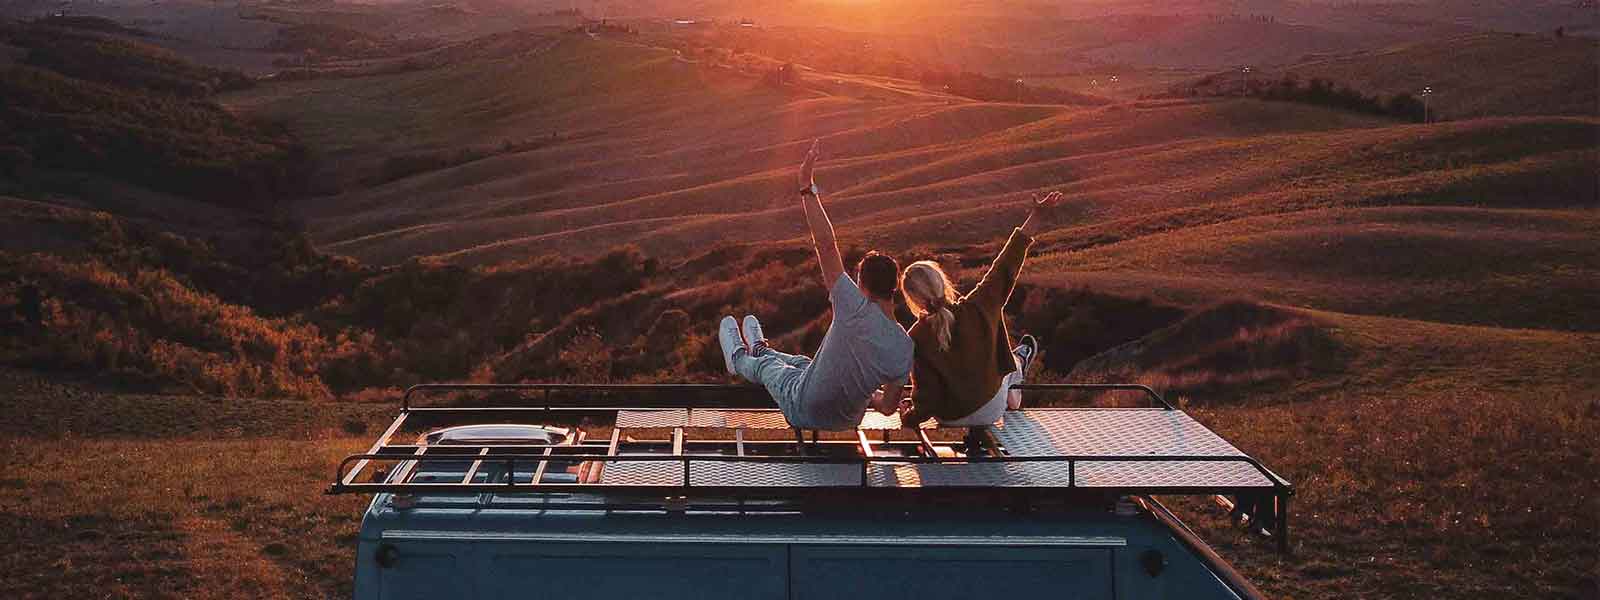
top-left (868, 389), bottom-right (897, 416)
top-left (798, 139), bottom-right (820, 190)
top-left (897, 399), bottom-right (920, 428)
top-left (870, 392), bottom-right (896, 416)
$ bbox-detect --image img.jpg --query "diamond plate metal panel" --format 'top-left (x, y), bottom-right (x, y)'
top-left (615, 409), bottom-right (918, 430)
top-left (690, 462), bottom-right (862, 487)
top-left (993, 410), bottom-right (1271, 488)
top-left (1073, 461), bottom-right (1268, 488)
top-left (599, 459), bottom-right (862, 487)
top-left (614, 409), bottom-right (690, 429)
top-left (598, 460), bottom-right (683, 486)
top-left (866, 462), bottom-right (1073, 488)
top-left (859, 411), bottom-right (925, 430)
top-left (995, 410), bottom-right (1243, 457)
top-left (688, 410), bottom-right (790, 429)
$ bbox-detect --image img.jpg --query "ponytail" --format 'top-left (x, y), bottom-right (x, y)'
top-left (928, 305), bottom-right (955, 351)
top-left (901, 261), bottom-right (960, 351)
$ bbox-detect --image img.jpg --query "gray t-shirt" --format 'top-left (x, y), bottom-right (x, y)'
top-left (794, 273), bottom-right (914, 430)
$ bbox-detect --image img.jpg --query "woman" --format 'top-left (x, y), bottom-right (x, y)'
top-left (897, 191), bottom-right (1062, 430)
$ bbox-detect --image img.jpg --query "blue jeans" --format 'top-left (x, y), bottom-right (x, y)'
top-left (732, 345), bottom-right (813, 426)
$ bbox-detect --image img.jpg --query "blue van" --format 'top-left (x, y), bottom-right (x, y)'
top-left (330, 384), bottom-right (1292, 600)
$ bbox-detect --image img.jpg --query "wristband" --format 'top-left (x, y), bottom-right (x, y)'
top-left (799, 184), bottom-right (820, 197)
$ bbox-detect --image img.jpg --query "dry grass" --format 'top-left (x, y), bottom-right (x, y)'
top-left (0, 436), bottom-right (369, 599)
top-left (1173, 312), bottom-right (1600, 599)
top-left (1064, 301), bottom-right (1345, 406)
top-left (1032, 206), bottom-right (1600, 332)
top-left (0, 368), bottom-right (385, 599)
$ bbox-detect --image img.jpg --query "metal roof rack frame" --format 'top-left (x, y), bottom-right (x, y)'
top-left (330, 383), bottom-right (1293, 553)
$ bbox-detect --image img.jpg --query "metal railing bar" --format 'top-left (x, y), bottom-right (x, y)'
top-left (331, 482), bottom-right (1282, 495)
top-left (587, 427), bottom-right (621, 484)
top-left (337, 448), bottom-right (1289, 497)
top-left (390, 446), bottom-right (428, 485)
top-left (856, 430), bottom-right (875, 488)
top-left (333, 453), bottom-right (1288, 497)
top-left (673, 427), bottom-right (687, 490)
top-left (342, 412), bottom-right (409, 487)
top-left (401, 383), bottom-right (1171, 410)
top-left (531, 446), bottom-right (555, 487)
top-left (369, 439), bottom-right (944, 455)
top-left (461, 448), bottom-right (491, 485)
top-left (338, 451), bottom-right (1284, 472)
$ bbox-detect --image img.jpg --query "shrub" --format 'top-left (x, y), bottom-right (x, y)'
top-left (0, 252), bottom-right (334, 398)
top-left (6, 22), bottom-right (254, 95)
top-left (1011, 284), bottom-right (1186, 374)
top-left (1067, 300), bottom-right (1345, 404)
top-left (1185, 72), bottom-right (1434, 122)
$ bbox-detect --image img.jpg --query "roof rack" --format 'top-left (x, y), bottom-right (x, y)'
top-left (330, 383), bottom-right (1293, 552)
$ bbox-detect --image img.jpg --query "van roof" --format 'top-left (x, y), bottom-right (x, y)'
top-left (328, 383), bottom-right (1294, 551)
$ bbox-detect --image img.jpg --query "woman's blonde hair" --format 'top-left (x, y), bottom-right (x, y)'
top-left (901, 260), bottom-right (960, 351)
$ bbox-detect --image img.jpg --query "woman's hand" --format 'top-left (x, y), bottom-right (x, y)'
top-left (798, 139), bottom-right (820, 190)
top-left (1032, 190), bottom-right (1065, 213)
top-left (1019, 190), bottom-right (1065, 236)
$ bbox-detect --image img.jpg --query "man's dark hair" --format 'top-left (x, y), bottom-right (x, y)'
top-left (857, 251), bottom-right (899, 300)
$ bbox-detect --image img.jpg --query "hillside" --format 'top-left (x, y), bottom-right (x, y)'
top-left (224, 36), bottom-right (1595, 267)
top-left (1280, 32), bottom-right (1599, 119)
top-left (1033, 206), bottom-right (1600, 332)
top-left (0, 19), bottom-right (314, 209)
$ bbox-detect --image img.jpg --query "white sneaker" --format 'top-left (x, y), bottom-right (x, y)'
top-left (742, 315), bottom-right (767, 355)
top-left (718, 316), bottom-right (746, 375)
top-left (1013, 334), bottom-right (1039, 375)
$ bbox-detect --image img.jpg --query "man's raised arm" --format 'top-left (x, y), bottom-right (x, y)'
top-left (797, 139), bottom-right (846, 288)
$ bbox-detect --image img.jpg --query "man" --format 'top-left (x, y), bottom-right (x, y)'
top-left (718, 139), bottom-right (912, 430)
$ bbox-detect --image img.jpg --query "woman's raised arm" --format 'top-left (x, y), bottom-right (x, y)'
top-left (967, 191), bottom-right (1064, 311)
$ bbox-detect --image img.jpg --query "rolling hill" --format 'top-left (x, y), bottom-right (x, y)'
top-left (225, 35), bottom-right (1595, 269)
